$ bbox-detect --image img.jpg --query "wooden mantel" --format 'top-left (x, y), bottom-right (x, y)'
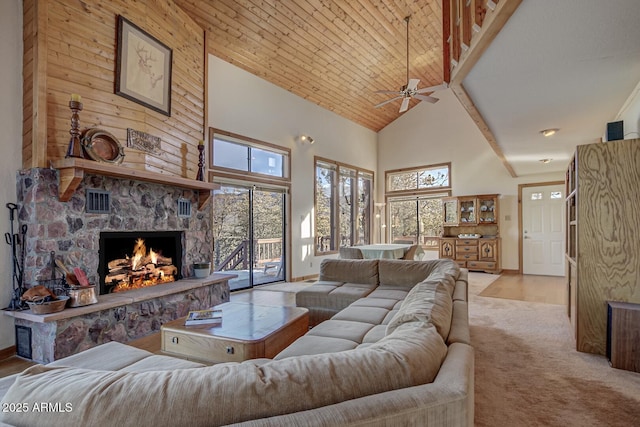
top-left (51, 158), bottom-right (218, 209)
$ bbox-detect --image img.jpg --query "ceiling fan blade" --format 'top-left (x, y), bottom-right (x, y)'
top-left (416, 82), bottom-right (449, 94)
top-left (399, 97), bottom-right (411, 113)
top-left (414, 94), bottom-right (439, 104)
top-left (407, 79), bottom-right (420, 91)
top-left (374, 96), bottom-right (404, 109)
top-left (375, 90), bottom-right (402, 95)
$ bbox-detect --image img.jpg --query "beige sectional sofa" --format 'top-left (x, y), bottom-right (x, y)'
top-left (0, 259), bottom-right (472, 427)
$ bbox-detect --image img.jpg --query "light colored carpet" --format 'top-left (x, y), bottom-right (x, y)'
top-left (469, 272), bottom-right (640, 426)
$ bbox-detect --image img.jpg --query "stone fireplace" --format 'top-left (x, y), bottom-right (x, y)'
top-left (6, 168), bottom-right (231, 363)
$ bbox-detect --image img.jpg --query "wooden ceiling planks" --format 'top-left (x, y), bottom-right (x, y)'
top-left (176, 0), bottom-right (444, 131)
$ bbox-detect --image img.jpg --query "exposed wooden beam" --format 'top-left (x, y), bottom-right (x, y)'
top-left (447, 0), bottom-right (522, 178)
top-left (451, 83), bottom-right (517, 178)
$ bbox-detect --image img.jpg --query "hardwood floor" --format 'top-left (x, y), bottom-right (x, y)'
top-left (0, 275), bottom-right (565, 378)
top-left (479, 272), bottom-right (566, 305)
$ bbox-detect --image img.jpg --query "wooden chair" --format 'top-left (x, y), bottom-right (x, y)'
top-left (401, 244), bottom-right (419, 260)
top-left (339, 247), bottom-right (364, 259)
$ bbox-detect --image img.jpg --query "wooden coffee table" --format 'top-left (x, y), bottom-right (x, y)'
top-left (161, 302), bottom-right (309, 363)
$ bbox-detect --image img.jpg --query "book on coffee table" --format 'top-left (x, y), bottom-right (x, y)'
top-left (184, 309), bottom-right (222, 326)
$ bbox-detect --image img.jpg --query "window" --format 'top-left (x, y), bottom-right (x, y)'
top-left (211, 131), bottom-right (289, 180)
top-left (315, 158), bottom-right (373, 254)
top-left (385, 163), bottom-right (451, 247)
top-left (550, 191), bottom-right (562, 199)
top-left (531, 192), bottom-right (543, 200)
top-left (387, 163), bottom-right (450, 193)
top-left (389, 194), bottom-right (446, 248)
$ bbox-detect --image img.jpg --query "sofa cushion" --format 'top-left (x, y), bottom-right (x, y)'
top-left (274, 335), bottom-right (359, 358)
top-left (453, 280), bottom-right (467, 301)
top-left (386, 278), bottom-right (454, 340)
top-left (46, 341), bottom-right (152, 370)
top-left (0, 323), bottom-right (446, 427)
top-left (0, 375), bottom-right (17, 401)
top-left (382, 309), bottom-right (399, 324)
top-left (297, 283), bottom-right (377, 313)
top-left (350, 297), bottom-right (399, 310)
top-left (121, 355), bottom-right (206, 372)
top-left (366, 287), bottom-right (411, 301)
top-left (447, 300), bottom-right (471, 345)
top-left (361, 324), bottom-right (387, 343)
top-left (306, 319), bottom-right (375, 343)
top-left (378, 259), bottom-right (459, 287)
top-left (319, 259), bottom-right (379, 285)
top-left (332, 306), bottom-right (390, 324)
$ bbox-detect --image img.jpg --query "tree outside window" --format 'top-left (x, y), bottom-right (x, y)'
top-left (315, 158), bottom-right (373, 254)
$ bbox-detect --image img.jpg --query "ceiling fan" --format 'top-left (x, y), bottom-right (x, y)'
top-left (375, 15), bottom-right (448, 113)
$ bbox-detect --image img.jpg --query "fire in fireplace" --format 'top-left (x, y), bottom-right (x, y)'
top-left (99, 231), bottom-right (183, 294)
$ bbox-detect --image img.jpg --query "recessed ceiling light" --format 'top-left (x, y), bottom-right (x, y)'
top-left (540, 129), bottom-right (559, 137)
top-left (539, 158), bottom-right (552, 164)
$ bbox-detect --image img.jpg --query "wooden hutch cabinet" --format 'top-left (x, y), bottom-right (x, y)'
top-left (565, 138), bottom-right (640, 356)
top-left (439, 194), bottom-right (501, 274)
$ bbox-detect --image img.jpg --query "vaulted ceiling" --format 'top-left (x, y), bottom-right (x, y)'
top-left (177, 0), bottom-right (640, 177)
top-left (176, 0), bottom-right (445, 132)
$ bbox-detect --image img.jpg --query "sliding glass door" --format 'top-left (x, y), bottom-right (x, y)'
top-left (213, 185), bottom-right (286, 291)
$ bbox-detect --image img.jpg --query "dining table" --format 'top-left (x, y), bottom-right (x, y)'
top-left (356, 243), bottom-right (418, 260)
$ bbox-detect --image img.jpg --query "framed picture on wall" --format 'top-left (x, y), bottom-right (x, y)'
top-left (115, 16), bottom-right (172, 116)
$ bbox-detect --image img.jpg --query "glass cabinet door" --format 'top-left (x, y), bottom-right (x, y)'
top-left (459, 197), bottom-right (476, 224)
top-left (477, 196), bottom-right (497, 224)
top-left (443, 198), bottom-right (458, 225)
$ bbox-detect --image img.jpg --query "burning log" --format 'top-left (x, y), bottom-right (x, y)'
top-left (108, 255), bottom-right (172, 271)
top-left (108, 259), bottom-right (130, 270)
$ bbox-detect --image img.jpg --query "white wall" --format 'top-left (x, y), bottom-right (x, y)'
top-left (208, 55), bottom-right (377, 279)
top-left (378, 89), bottom-right (564, 271)
top-left (616, 80), bottom-right (640, 139)
top-left (0, 0), bottom-right (23, 349)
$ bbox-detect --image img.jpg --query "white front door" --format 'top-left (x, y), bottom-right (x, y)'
top-left (522, 184), bottom-right (565, 276)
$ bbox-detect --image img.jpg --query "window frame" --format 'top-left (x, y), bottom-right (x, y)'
top-left (385, 162), bottom-right (452, 195)
top-left (209, 128), bottom-right (291, 185)
top-left (314, 156), bottom-right (374, 256)
top-left (384, 163), bottom-right (452, 246)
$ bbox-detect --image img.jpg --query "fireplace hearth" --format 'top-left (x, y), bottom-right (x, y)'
top-left (99, 231), bottom-right (183, 295)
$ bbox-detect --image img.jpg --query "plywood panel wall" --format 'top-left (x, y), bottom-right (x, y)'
top-left (23, 0), bottom-right (205, 179)
top-left (575, 138), bottom-right (640, 354)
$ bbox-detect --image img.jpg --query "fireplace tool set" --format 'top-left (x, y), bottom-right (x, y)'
top-left (5, 203), bottom-right (27, 310)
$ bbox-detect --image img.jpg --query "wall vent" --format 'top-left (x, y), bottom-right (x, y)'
top-left (177, 198), bottom-right (192, 218)
top-left (86, 189), bottom-right (111, 214)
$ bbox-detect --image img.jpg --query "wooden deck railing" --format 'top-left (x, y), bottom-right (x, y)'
top-left (215, 238), bottom-right (282, 272)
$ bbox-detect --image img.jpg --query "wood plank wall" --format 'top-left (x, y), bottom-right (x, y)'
top-left (22, 0), bottom-right (205, 179)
